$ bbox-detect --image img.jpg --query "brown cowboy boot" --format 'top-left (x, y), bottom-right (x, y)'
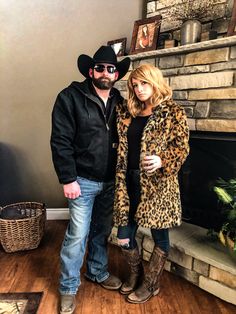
top-left (127, 246), bottom-right (168, 303)
top-left (120, 247), bottom-right (144, 295)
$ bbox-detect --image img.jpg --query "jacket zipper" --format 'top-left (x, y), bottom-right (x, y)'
top-left (85, 93), bottom-right (111, 130)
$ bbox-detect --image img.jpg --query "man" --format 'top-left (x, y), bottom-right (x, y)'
top-left (50, 46), bottom-right (130, 314)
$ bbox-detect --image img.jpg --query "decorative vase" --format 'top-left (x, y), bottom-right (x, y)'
top-left (180, 19), bottom-right (202, 45)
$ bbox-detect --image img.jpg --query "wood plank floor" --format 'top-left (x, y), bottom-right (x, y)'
top-left (0, 220), bottom-right (235, 314)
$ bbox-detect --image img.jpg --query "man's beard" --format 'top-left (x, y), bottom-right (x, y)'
top-left (92, 76), bottom-right (115, 90)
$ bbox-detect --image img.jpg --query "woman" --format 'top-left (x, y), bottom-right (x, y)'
top-left (114, 64), bottom-right (189, 304)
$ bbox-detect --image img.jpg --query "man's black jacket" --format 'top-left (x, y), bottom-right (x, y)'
top-left (50, 79), bottom-right (123, 184)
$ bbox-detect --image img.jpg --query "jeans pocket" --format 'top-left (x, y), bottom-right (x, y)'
top-left (76, 176), bottom-right (102, 196)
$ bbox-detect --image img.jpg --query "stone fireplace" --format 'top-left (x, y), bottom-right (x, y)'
top-left (112, 36), bottom-right (236, 305)
top-left (116, 37), bottom-right (236, 133)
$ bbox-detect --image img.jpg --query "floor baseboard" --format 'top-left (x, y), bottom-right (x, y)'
top-left (46, 208), bottom-right (69, 220)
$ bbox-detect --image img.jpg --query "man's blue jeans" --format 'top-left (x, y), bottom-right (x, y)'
top-left (59, 176), bottom-right (114, 295)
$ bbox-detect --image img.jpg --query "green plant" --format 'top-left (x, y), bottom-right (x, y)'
top-left (213, 178), bottom-right (236, 251)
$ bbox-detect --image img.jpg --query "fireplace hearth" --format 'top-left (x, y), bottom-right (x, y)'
top-left (180, 131), bottom-right (236, 230)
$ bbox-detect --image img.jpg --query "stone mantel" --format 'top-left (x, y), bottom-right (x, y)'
top-left (116, 36), bottom-right (236, 133)
top-left (120, 36), bottom-right (236, 61)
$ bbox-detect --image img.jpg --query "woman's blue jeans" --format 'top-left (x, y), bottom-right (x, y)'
top-left (117, 170), bottom-right (170, 253)
top-left (59, 176), bottom-right (114, 295)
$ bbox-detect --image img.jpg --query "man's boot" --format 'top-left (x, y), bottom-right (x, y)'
top-left (120, 246), bottom-right (143, 295)
top-left (127, 246), bottom-right (168, 303)
top-left (60, 294), bottom-right (76, 314)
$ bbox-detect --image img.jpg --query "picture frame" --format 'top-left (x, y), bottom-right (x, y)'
top-left (227, 0), bottom-right (236, 36)
top-left (107, 37), bottom-right (127, 57)
top-left (129, 15), bottom-right (162, 55)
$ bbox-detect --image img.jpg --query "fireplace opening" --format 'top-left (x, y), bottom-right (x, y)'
top-left (179, 131), bottom-right (236, 230)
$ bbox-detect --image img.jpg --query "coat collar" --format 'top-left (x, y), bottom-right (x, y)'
top-left (118, 100), bottom-right (172, 128)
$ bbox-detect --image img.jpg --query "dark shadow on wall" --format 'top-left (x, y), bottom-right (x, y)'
top-left (0, 142), bottom-right (25, 205)
top-left (0, 142), bottom-right (67, 208)
top-left (0, 142), bottom-right (42, 206)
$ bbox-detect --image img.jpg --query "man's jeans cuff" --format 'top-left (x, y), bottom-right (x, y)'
top-left (85, 272), bottom-right (109, 283)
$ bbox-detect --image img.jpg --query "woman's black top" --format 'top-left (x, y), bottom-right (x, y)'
top-left (127, 115), bottom-right (150, 170)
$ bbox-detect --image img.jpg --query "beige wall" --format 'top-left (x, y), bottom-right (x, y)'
top-left (0, 0), bottom-right (144, 207)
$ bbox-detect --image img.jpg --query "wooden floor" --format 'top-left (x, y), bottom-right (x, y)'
top-left (0, 220), bottom-right (235, 314)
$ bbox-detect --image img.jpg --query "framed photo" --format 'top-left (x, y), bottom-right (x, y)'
top-left (227, 0), bottom-right (236, 36)
top-left (129, 15), bottom-right (162, 55)
top-left (107, 37), bottom-right (127, 57)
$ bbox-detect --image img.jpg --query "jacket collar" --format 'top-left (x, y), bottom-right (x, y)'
top-left (70, 79), bottom-right (122, 105)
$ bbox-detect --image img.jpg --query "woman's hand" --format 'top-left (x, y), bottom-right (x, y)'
top-left (142, 155), bottom-right (162, 174)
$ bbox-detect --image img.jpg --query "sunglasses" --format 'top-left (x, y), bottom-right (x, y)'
top-left (93, 64), bottom-right (117, 74)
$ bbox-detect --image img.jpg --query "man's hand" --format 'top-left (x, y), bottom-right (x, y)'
top-left (63, 181), bottom-right (81, 199)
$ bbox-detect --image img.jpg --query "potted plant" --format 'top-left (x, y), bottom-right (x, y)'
top-left (213, 178), bottom-right (236, 252)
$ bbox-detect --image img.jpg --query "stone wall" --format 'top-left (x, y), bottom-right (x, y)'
top-left (146, 0), bottom-right (234, 40)
top-left (116, 36), bottom-right (236, 132)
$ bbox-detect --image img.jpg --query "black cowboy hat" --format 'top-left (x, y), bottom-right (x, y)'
top-left (77, 45), bottom-right (130, 80)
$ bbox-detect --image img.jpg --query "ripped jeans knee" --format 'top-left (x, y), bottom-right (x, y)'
top-left (117, 238), bottom-right (130, 249)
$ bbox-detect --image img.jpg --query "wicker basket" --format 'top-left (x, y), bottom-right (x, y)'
top-left (0, 202), bottom-right (46, 253)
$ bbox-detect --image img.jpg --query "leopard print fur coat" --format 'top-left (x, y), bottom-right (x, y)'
top-left (113, 99), bottom-right (190, 229)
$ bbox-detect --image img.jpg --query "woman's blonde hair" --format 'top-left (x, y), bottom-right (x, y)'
top-left (127, 64), bottom-right (172, 117)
